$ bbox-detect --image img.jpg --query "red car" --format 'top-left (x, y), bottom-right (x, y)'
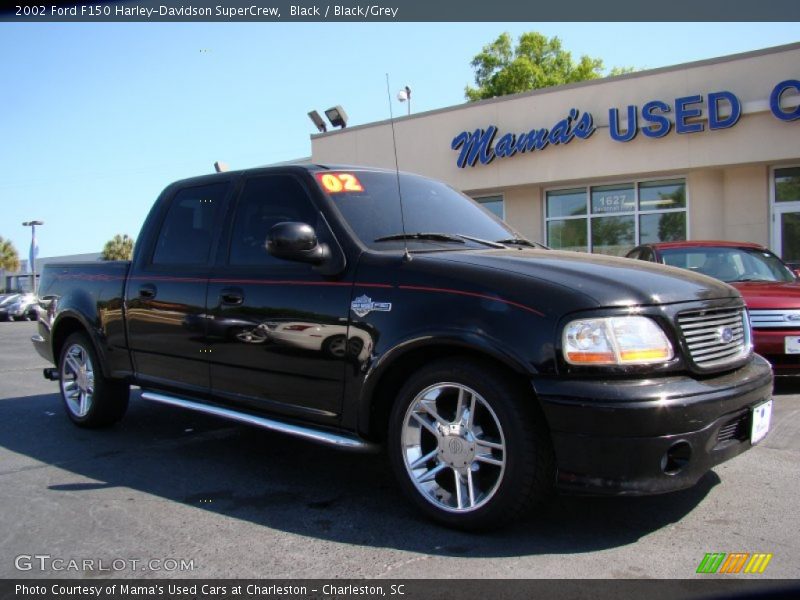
top-left (626, 240), bottom-right (800, 376)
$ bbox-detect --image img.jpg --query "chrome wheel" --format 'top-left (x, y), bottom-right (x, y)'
top-left (400, 382), bottom-right (506, 513)
top-left (60, 343), bottom-right (95, 418)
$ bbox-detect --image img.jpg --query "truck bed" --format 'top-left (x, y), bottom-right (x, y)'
top-left (34, 261), bottom-right (131, 373)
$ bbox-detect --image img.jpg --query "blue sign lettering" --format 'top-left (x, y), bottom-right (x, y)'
top-left (770, 80), bottom-right (800, 121)
top-left (641, 100), bottom-right (671, 138)
top-left (708, 91), bottom-right (741, 129)
top-left (450, 109), bottom-right (595, 169)
top-left (675, 95), bottom-right (705, 134)
top-left (451, 127), bottom-right (497, 168)
top-left (609, 106), bottom-right (637, 142)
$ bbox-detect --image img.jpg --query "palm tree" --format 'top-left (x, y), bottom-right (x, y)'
top-left (0, 236), bottom-right (20, 273)
top-left (102, 234), bottom-right (135, 261)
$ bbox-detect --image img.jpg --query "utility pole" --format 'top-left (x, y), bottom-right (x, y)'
top-left (22, 220), bottom-right (43, 295)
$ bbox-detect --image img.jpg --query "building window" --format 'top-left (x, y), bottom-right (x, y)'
top-left (775, 167), bottom-right (800, 203)
top-left (545, 178), bottom-right (687, 255)
top-left (475, 195), bottom-right (504, 219)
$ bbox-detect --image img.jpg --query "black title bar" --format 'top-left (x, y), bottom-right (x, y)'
top-left (3, 0), bottom-right (800, 22)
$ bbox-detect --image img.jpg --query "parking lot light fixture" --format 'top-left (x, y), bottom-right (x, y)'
top-left (21, 220), bottom-right (43, 295)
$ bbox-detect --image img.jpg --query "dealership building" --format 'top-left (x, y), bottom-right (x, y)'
top-left (311, 43), bottom-right (800, 262)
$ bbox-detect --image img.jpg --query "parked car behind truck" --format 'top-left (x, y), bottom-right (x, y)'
top-left (0, 292), bottom-right (38, 321)
top-left (32, 165), bottom-right (773, 529)
top-left (626, 240), bottom-right (800, 376)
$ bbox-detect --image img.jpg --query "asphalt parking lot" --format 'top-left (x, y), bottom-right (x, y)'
top-left (0, 320), bottom-right (798, 580)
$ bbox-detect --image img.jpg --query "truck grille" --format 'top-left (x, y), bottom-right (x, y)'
top-left (676, 307), bottom-right (750, 369)
top-left (749, 309), bottom-right (800, 329)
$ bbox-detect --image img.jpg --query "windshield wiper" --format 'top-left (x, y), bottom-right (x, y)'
top-left (373, 232), bottom-right (511, 250)
top-left (494, 237), bottom-right (543, 248)
top-left (374, 232), bottom-right (465, 244)
top-left (731, 277), bottom-right (774, 282)
top-left (455, 234), bottom-right (506, 248)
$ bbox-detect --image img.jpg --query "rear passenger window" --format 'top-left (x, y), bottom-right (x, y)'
top-left (229, 175), bottom-right (318, 266)
top-left (152, 183), bottom-right (229, 265)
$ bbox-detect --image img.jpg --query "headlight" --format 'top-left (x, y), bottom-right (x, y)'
top-left (563, 316), bottom-right (673, 365)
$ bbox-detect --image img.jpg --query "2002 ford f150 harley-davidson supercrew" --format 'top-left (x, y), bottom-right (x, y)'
top-left (32, 165), bottom-right (773, 529)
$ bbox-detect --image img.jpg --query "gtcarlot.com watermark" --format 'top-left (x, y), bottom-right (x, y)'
top-left (15, 554), bottom-right (196, 573)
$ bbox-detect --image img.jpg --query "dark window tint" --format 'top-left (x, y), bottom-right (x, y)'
top-left (152, 183), bottom-right (229, 265)
top-left (324, 171), bottom-right (516, 251)
top-left (229, 175), bottom-right (318, 266)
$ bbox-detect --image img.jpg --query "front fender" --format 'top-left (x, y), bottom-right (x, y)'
top-left (355, 328), bottom-right (536, 437)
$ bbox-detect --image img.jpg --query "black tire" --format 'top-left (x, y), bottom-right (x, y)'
top-left (58, 332), bottom-right (129, 428)
top-left (387, 358), bottom-right (555, 530)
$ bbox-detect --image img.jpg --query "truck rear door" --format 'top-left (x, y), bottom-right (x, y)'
top-left (126, 181), bottom-right (233, 393)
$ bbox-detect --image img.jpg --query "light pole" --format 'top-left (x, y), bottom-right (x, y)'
top-left (397, 86), bottom-right (411, 116)
top-left (22, 220), bottom-right (43, 295)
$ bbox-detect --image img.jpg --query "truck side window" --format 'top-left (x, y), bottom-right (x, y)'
top-left (152, 183), bottom-right (229, 265)
top-left (229, 175), bottom-right (318, 266)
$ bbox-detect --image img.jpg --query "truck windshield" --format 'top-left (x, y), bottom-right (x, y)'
top-left (317, 170), bottom-right (518, 251)
top-left (660, 246), bottom-right (796, 283)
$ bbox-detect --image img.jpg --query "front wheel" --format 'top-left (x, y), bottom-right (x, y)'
top-left (388, 359), bottom-right (554, 530)
top-left (58, 332), bottom-right (129, 428)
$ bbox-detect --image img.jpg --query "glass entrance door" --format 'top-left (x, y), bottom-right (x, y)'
top-left (771, 167), bottom-right (800, 268)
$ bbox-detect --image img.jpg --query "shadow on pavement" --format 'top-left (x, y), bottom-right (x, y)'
top-left (0, 391), bottom-right (721, 558)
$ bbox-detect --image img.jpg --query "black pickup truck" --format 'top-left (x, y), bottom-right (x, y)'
top-left (33, 164), bottom-right (773, 529)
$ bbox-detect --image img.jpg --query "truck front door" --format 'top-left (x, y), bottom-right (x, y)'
top-left (206, 173), bottom-right (352, 425)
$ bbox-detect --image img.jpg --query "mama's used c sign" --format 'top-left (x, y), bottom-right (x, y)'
top-left (451, 79), bottom-right (800, 169)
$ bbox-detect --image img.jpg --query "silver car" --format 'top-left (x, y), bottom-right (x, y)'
top-left (0, 292), bottom-right (38, 321)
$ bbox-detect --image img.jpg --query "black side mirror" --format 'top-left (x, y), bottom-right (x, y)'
top-left (266, 222), bottom-right (330, 265)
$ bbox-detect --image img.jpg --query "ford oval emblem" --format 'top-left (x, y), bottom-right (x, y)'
top-left (718, 326), bottom-right (734, 344)
top-left (786, 314), bottom-right (800, 322)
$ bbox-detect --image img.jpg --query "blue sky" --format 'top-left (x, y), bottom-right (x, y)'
top-left (1, 22), bottom-right (799, 259)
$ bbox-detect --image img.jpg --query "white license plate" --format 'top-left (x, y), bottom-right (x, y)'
top-left (785, 336), bottom-right (800, 354)
top-left (751, 400), bottom-right (772, 444)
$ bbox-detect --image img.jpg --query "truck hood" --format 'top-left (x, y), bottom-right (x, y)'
top-left (427, 248), bottom-right (739, 307)
top-left (731, 281), bottom-right (800, 309)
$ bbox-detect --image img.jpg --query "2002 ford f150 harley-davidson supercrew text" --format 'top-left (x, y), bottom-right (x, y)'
top-left (32, 165), bottom-right (773, 529)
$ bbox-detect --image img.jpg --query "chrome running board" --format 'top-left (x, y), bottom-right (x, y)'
top-left (140, 392), bottom-right (378, 453)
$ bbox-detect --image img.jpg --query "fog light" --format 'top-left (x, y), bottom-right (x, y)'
top-left (661, 441), bottom-right (692, 475)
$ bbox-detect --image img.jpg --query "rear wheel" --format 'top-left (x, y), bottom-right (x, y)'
top-left (387, 358), bottom-right (555, 530)
top-left (58, 332), bottom-right (129, 428)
